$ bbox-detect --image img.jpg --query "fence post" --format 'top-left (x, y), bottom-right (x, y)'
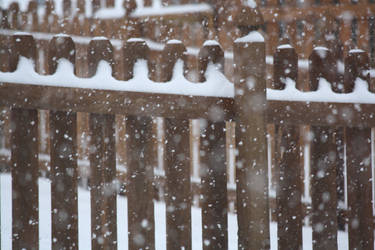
top-left (161, 41), bottom-right (192, 250)
top-left (273, 42), bottom-right (303, 250)
top-left (48, 35), bottom-right (79, 249)
top-left (344, 49), bottom-right (374, 250)
top-left (87, 38), bottom-right (118, 249)
top-left (10, 34), bottom-right (39, 250)
top-left (198, 41), bottom-right (228, 249)
top-left (233, 31), bottom-right (270, 249)
top-left (123, 39), bottom-right (155, 249)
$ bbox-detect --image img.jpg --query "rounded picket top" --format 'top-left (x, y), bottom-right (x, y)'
top-left (27, 0), bottom-right (38, 31)
top-left (123, 38), bottom-right (150, 80)
top-left (63, 0), bottom-right (72, 17)
top-left (45, 0), bottom-right (55, 15)
top-left (308, 46), bottom-right (337, 92)
top-left (87, 37), bottom-right (115, 78)
top-left (10, 33), bottom-right (36, 72)
top-left (8, 2), bottom-right (20, 29)
top-left (344, 49), bottom-right (370, 93)
top-left (161, 40), bottom-right (187, 82)
top-left (48, 35), bottom-right (76, 75)
top-left (0, 8), bottom-right (10, 29)
top-left (198, 40), bottom-right (224, 83)
top-left (273, 39), bottom-right (298, 90)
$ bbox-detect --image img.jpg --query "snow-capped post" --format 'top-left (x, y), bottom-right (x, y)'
top-left (10, 34), bottom-right (39, 250)
top-left (47, 35), bottom-right (79, 249)
top-left (273, 42), bottom-right (303, 250)
top-left (344, 49), bottom-right (374, 250)
top-left (233, 31), bottom-right (270, 249)
top-left (309, 46), bottom-right (338, 249)
top-left (161, 40), bottom-right (192, 250)
top-left (87, 38), bottom-right (118, 249)
top-left (123, 39), bottom-right (155, 250)
top-left (198, 41), bottom-right (228, 249)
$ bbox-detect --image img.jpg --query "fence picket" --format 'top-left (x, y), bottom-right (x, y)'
top-left (309, 47), bottom-right (338, 250)
top-left (87, 38), bottom-right (117, 249)
top-left (161, 41), bottom-right (192, 250)
top-left (345, 49), bottom-right (374, 250)
top-left (234, 34), bottom-right (270, 249)
top-left (10, 34), bottom-right (39, 250)
top-left (198, 42), bottom-right (228, 249)
top-left (273, 43), bottom-right (303, 250)
top-left (48, 35), bottom-right (79, 249)
top-left (124, 39), bottom-right (156, 249)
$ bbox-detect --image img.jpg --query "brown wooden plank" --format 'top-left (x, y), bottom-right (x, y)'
top-left (89, 113), bottom-right (117, 248)
top-left (310, 126), bottom-right (338, 249)
top-left (234, 34), bottom-right (270, 249)
top-left (0, 83), bottom-right (234, 120)
top-left (48, 34), bottom-right (78, 249)
top-left (164, 117), bottom-right (191, 249)
top-left (200, 120), bottom-right (227, 249)
top-left (273, 43), bottom-right (303, 250)
top-left (346, 127), bottom-right (374, 249)
top-left (309, 46), bottom-right (338, 250)
top-left (344, 49), bottom-right (374, 250)
top-left (126, 115), bottom-right (155, 249)
top-left (50, 111), bottom-right (78, 249)
top-left (198, 42), bottom-right (228, 249)
top-left (123, 39), bottom-right (155, 249)
top-left (276, 125), bottom-right (303, 249)
top-left (11, 108), bottom-right (39, 250)
top-left (161, 41), bottom-right (192, 250)
top-left (87, 38), bottom-right (117, 249)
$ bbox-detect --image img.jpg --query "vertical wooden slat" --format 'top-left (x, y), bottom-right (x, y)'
top-left (123, 39), bottom-right (155, 249)
top-left (234, 32), bottom-right (270, 249)
top-left (161, 41), bottom-right (192, 250)
top-left (273, 43), bottom-right (303, 250)
top-left (87, 38), bottom-right (117, 249)
top-left (345, 50), bottom-right (374, 250)
top-left (309, 47), bottom-right (338, 250)
top-left (10, 34), bottom-right (39, 250)
top-left (198, 42), bottom-right (228, 249)
top-left (48, 35), bottom-right (79, 249)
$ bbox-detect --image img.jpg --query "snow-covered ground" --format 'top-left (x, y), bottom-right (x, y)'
top-left (0, 173), bottom-right (350, 249)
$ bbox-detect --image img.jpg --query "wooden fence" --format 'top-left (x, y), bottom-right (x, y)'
top-left (0, 30), bottom-right (375, 249)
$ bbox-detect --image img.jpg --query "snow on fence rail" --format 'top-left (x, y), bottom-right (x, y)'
top-left (0, 32), bottom-right (375, 249)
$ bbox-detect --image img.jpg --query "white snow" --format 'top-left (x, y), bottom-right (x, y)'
top-left (235, 31), bottom-right (265, 43)
top-left (267, 78), bottom-right (375, 104)
top-left (203, 40), bottom-right (220, 47)
top-left (131, 3), bottom-right (212, 18)
top-left (245, 0), bottom-right (257, 8)
top-left (277, 44), bottom-right (293, 49)
top-left (166, 39), bottom-right (182, 44)
top-left (0, 57), bottom-right (234, 98)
